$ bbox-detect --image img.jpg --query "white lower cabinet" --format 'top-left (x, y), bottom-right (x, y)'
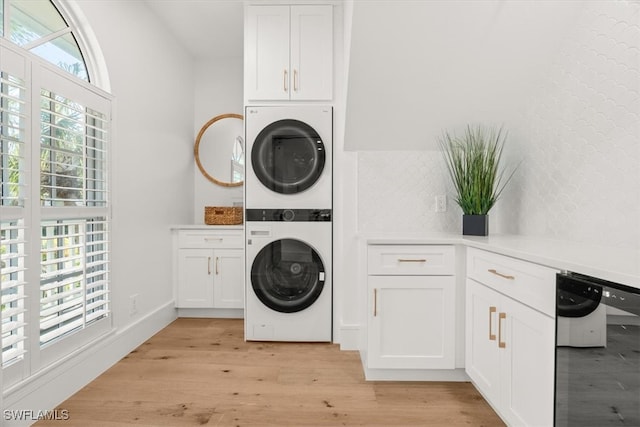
top-left (466, 248), bottom-right (557, 427)
top-left (367, 245), bottom-right (456, 371)
top-left (175, 228), bottom-right (244, 310)
top-left (368, 275), bottom-right (455, 369)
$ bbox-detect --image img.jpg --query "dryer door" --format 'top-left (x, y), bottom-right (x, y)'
top-left (251, 119), bottom-right (326, 194)
top-left (251, 238), bottom-right (325, 313)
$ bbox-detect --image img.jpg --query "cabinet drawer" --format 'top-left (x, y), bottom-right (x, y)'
top-left (178, 230), bottom-right (243, 249)
top-left (368, 245), bottom-right (455, 276)
top-left (467, 247), bottom-right (558, 317)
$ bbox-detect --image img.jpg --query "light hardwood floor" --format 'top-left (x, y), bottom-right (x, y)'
top-left (36, 318), bottom-right (504, 426)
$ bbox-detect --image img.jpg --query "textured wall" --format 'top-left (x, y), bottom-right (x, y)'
top-left (358, 0), bottom-right (639, 249)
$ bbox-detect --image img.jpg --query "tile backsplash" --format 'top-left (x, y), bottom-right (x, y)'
top-left (358, 0), bottom-right (639, 249)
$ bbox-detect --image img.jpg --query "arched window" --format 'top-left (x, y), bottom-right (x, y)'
top-left (1, 0), bottom-right (89, 81)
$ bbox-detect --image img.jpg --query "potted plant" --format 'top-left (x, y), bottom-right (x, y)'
top-left (439, 124), bottom-right (518, 236)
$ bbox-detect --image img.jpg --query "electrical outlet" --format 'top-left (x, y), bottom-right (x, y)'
top-left (129, 294), bottom-right (138, 316)
top-left (435, 195), bottom-right (447, 212)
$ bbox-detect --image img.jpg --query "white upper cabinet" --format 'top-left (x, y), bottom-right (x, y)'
top-left (245, 4), bottom-right (333, 101)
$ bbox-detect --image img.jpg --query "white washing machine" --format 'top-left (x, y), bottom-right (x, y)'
top-left (245, 106), bottom-right (332, 210)
top-left (245, 215), bottom-right (332, 342)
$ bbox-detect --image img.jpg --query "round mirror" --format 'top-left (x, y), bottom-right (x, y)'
top-left (194, 113), bottom-right (244, 187)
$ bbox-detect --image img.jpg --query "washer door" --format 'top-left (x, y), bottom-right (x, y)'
top-left (251, 119), bottom-right (326, 194)
top-left (251, 239), bottom-right (325, 313)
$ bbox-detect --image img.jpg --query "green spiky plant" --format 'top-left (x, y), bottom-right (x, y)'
top-left (439, 125), bottom-right (517, 215)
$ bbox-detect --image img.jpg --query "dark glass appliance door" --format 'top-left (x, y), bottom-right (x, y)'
top-left (251, 119), bottom-right (326, 194)
top-left (251, 239), bottom-right (325, 313)
top-left (555, 273), bottom-right (640, 427)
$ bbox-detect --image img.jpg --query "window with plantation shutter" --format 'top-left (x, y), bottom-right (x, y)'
top-left (38, 70), bottom-right (111, 352)
top-left (1, 48), bottom-right (28, 369)
top-left (0, 1), bottom-right (112, 389)
top-left (1, 42), bottom-right (111, 385)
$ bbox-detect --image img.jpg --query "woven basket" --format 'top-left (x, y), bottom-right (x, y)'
top-left (204, 206), bottom-right (243, 225)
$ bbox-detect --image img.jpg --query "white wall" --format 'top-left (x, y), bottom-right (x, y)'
top-left (353, 0), bottom-right (640, 250)
top-left (344, 0), bottom-right (583, 151)
top-left (193, 57), bottom-right (244, 223)
top-left (4, 0), bottom-right (195, 419)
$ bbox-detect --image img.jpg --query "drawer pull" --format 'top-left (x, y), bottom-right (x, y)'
top-left (207, 257), bottom-right (212, 275)
top-left (398, 258), bottom-right (427, 263)
top-left (498, 312), bottom-right (507, 348)
top-left (488, 269), bottom-right (515, 280)
top-left (489, 306), bottom-right (497, 341)
top-left (373, 288), bottom-right (378, 317)
top-left (205, 238), bottom-right (223, 242)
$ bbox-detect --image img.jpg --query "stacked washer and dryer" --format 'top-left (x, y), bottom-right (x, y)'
top-left (244, 106), bottom-right (333, 342)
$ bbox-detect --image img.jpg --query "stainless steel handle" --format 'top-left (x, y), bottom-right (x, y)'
top-left (293, 69), bottom-right (298, 91)
top-left (373, 288), bottom-right (378, 317)
top-left (215, 257), bottom-right (219, 275)
top-left (489, 306), bottom-right (497, 341)
top-left (498, 312), bottom-right (507, 348)
top-left (207, 257), bottom-right (212, 275)
top-left (204, 237), bottom-right (223, 242)
top-left (488, 269), bottom-right (515, 280)
top-left (284, 69), bottom-right (288, 92)
top-left (398, 259), bottom-right (427, 263)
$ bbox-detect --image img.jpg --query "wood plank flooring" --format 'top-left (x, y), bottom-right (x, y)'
top-left (36, 318), bottom-right (504, 426)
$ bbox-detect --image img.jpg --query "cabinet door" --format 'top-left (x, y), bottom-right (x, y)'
top-left (290, 5), bottom-right (333, 100)
top-left (368, 275), bottom-right (455, 369)
top-left (177, 249), bottom-right (214, 308)
top-left (246, 5), bottom-right (290, 101)
top-left (213, 249), bottom-right (244, 309)
top-left (465, 279), bottom-right (501, 404)
top-left (500, 296), bottom-right (555, 427)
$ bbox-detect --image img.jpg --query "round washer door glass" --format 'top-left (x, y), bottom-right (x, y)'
top-left (251, 239), bottom-right (325, 313)
top-left (251, 119), bottom-right (326, 194)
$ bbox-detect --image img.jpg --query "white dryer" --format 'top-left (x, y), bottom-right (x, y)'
top-left (245, 106), bottom-right (332, 209)
top-left (245, 212), bottom-right (332, 342)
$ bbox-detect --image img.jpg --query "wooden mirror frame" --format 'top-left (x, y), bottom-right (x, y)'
top-left (194, 113), bottom-right (244, 187)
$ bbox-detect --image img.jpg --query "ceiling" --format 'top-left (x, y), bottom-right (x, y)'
top-left (144, 0), bottom-right (245, 60)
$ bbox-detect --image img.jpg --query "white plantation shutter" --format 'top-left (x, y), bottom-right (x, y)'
top-left (38, 67), bottom-right (111, 351)
top-left (0, 221), bottom-right (27, 365)
top-left (1, 45), bottom-right (28, 369)
top-left (40, 218), bottom-right (109, 346)
top-left (1, 70), bottom-right (27, 207)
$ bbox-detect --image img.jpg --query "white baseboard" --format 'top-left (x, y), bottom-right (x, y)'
top-left (176, 308), bottom-right (244, 318)
top-left (338, 323), bottom-right (360, 350)
top-left (2, 301), bottom-right (177, 427)
top-left (363, 367), bottom-right (470, 382)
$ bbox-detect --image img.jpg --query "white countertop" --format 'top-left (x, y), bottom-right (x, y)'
top-left (171, 224), bottom-right (244, 230)
top-left (363, 232), bottom-right (640, 289)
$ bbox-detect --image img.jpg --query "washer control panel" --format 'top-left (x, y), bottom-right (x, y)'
top-left (246, 208), bottom-right (332, 222)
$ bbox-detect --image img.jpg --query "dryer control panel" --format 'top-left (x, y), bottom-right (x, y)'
top-left (246, 208), bottom-right (332, 222)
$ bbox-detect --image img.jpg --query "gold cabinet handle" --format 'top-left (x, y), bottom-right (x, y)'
top-left (293, 69), bottom-right (298, 91)
top-left (204, 237), bottom-right (223, 242)
top-left (498, 312), bottom-right (507, 348)
top-left (488, 269), bottom-right (515, 280)
top-left (215, 257), bottom-right (219, 275)
top-left (489, 306), bottom-right (497, 341)
top-left (207, 257), bottom-right (212, 275)
top-left (398, 259), bottom-right (427, 263)
top-left (283, 69), bottom-right (288, 92)
top-left (373, 288), bottom-right (378, 317)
